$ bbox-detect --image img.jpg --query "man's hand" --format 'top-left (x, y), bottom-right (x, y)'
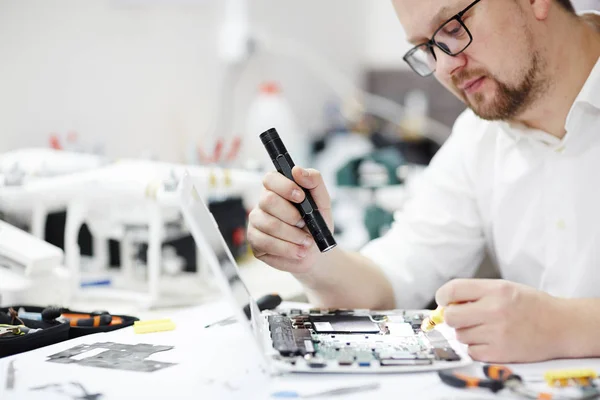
top-left (247, 166), bottom-right (334, 275)
top-left (435, 279), bottom-right (564, 363)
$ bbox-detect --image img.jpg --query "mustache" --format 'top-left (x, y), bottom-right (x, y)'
top-left (452, 69), bottom-right (489, 88)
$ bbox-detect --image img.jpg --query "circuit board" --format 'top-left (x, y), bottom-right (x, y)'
top-left (265, 308), bottom-right (461, 370)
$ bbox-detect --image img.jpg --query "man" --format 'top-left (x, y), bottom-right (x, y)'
top-left (247, 0), bottom-right (600, 363)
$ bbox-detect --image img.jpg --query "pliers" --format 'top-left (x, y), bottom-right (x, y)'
top-left (439, 365), bottom-right (600, 399)
top-left (439, 365), bottom-right (518, 393)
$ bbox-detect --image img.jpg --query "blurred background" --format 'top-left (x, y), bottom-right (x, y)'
top-left (0, 0), bottom-right (598, 311)
top-left (0, 0), bottom-right (463, 159)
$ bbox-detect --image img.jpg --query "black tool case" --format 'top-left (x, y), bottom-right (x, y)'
top-left (0, 311), bottom-right (69, 358)
top-left (0, 305), bottom-right (138, 358)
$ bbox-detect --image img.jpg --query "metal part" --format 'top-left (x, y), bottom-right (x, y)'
top-left (0, 326), bottom-right (21, 336)
top-left (46, 342), bottom-right (176, 372)
top-left (5, 360), bottom-right (15, 390)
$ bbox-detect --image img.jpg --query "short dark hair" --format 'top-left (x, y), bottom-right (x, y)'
top-left (556, 0), bottom-right (575, 13)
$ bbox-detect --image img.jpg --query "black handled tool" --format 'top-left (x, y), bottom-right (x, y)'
top-left (260, 127), bottom-right (336, 253)
top-left (205, 293), bottom-right (283, 328)
top-left (41, 307), bottom-right (63, 322)
top-left (243, 293), bottom-right (282, 319)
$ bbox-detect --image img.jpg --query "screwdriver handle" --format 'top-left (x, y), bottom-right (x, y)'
top-left (41, 307), bottom-right (63, 321)
top-left (68, 314), bottom-right (112, 327)
top-left (244, 293), bottom-right (282, 318)
top-left (483, 364), bottom-right (520, 382)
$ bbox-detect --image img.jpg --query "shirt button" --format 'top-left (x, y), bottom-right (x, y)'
top-left (556, 219), bottom-right (566, 230)
top-left (555, 145), bottom-right (566, 153)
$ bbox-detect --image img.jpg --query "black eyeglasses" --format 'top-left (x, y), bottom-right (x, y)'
top-left (403, 0), bottom-right (482, 77)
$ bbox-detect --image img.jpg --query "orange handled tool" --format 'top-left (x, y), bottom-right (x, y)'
top-left (439, 365), bottom-right (524, 393)
top-left (438, 370), bottom-right (507, 393)
top-left (62, 313), bottom-right (123, 327)
top-left (63, 313), bottom-right (112, 327)
top-left (484, 364), bottom-right (519, 382)
top-left (439, 365), bottom-right (567, 399)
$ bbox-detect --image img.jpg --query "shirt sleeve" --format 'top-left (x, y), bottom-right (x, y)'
top-left (360, 110), bottom-right (487, 309)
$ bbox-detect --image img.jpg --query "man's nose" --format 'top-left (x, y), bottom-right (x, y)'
top-left (434, 48), bottom-right (467, 77)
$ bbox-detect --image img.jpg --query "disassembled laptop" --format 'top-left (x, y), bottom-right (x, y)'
top-left (264, 307), bottom-right (461, 370)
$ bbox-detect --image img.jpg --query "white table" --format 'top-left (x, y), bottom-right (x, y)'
top-left (2, 300), bottom-right (600, 400)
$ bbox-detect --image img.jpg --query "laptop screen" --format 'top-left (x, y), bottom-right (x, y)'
top-left (178, 173), bottom-right (268, 362)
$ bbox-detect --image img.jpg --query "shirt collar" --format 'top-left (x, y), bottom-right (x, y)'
top-left (568, 10), bottom-right (600, 112)
top-left (569, 55), bottom-right (600, 112)
top-left (499, 120), bottom-right (561, 147)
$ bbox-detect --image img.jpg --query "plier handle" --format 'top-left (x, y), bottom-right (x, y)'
top-left (438, 364), bottom-right (520, 393)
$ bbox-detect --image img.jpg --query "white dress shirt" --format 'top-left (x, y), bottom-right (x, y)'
top-left (361, 55), bottom-right (600, 309)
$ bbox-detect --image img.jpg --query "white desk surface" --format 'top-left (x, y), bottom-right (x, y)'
top-left (2, 300), bottom-right (600, 400)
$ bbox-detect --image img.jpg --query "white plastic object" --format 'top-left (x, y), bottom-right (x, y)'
top-left (243, 82), bottom-right (309, 172)
top-left (162, 245), bottom-right (185, 276)
top-left (401, 89), bottom-right (429, 138)
top-left (0, 268), bottom-right (31, 306)
top-left (0, 220), bottom-right (63, 276)
top-left (218, 0), bottom-right (251, 64)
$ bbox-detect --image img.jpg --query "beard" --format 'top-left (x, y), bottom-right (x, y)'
top-left (454, 52), bottom-right (547, 121)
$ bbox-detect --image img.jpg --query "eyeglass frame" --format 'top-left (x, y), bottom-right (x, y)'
top-left (402, 0), bottom-right (482, 77)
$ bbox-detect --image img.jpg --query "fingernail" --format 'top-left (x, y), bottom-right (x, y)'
top-left (297, 248), bottom-right (308, 259)
top-left (296, 220), bottom-right (306, 228)
top-left (292, 189), bottom-right (302, 201)
top-left (302, 236), bottom-right (312, 247)
top-left (301, 168), bottom-right (309, 177)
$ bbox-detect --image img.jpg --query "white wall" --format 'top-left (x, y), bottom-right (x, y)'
top-left (363, 0), bottom-right (410, 69)
top-left (575, 0), bottom-right (600, 10)
top-left (0, 0), bottom-right (368, 162)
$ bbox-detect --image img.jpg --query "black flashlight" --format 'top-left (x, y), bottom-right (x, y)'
top-left (260, 127), bottom-right (336, 253)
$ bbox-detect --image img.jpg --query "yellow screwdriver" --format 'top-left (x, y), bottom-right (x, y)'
top-left (421, 305), bottom-right (446, 332)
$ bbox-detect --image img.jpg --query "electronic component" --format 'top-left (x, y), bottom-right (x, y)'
top-left (309, 315), bottom-right (381, 334)
top-left (410, 314), bottom-right (425, 331)
top-left (434, 348), bottom-right (461, 361)
top-left (268, 315), bottom-right (297, 356)
top-left (337, 355), bottom-right (354, 366)
top-left (424, 329), bottom-right (448, 346)
top-left (386, 322), bottom-right (415, 336)
top-left (307, 359), bottom-right (327, 368)
top-left (292, 329), bottom-right (314, 355)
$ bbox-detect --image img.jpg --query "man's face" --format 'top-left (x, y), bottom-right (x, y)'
top-left (393, 0), bottom-right (547, 121)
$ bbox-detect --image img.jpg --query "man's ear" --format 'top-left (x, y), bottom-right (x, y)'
top-left (529, 0), bottom-right (551, 21)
